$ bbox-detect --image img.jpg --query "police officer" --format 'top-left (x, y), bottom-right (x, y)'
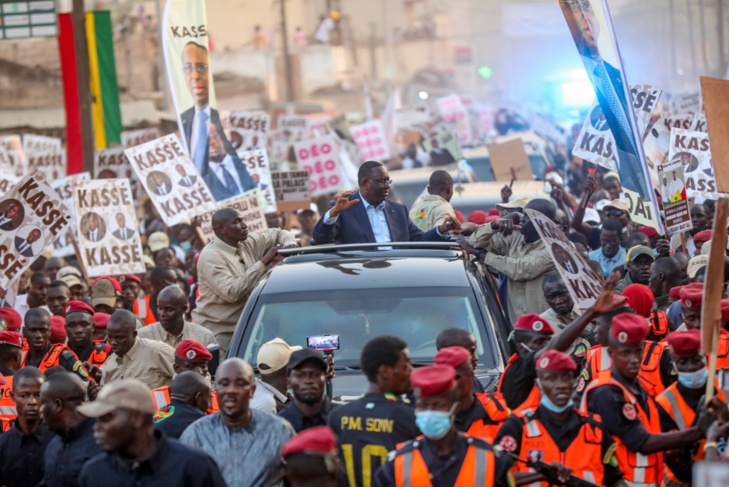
top-left (21, 308), bottom-right (88, 381)
top-left (282, 426), bottom-right (341, 487)
top-left (64, 301), bottom-right (110, 367)
top-left (0, 331), bottom-right (23, 425)
top-left (679, 285), bottom-right (729, 368)
top-left (434, 346), bottom-right (509, 442)
top-left (375, 364), bottom-right (514, 487)
top-left (496, 350), bottom-right (624, 487)
top-left (580, 313), bottom-right (709, 486)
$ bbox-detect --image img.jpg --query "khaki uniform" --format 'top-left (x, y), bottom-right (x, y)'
top-left (409, 195), bottom-right (456, 231)
top-left (137, 320), bottom-right (217, 349)
top-left (540, 306), bottom-right (591, 359)
top-left (467, 223), bottom-right (554, 319)
top-left (192, 229), bottom-right (295, 353)
top-left (100, 337), bottom-right (176, 389)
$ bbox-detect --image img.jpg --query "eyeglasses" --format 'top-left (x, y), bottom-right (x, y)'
top-left (564, 0), bottom-right (594, 12)
top-left (605, 210), bottom-right (626, 218)
top-left (183, 64), bottom-right (209, 75)
top-left (600, 239), bottom-right (619, 246)
top-left (369, 178), bottom-right (392, 187)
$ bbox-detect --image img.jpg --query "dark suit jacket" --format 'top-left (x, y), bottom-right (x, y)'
top-left (180, 107), bottom-right (235, 178)
top-left (14, 236), bottom-right (34, 257)
top-left (312, 192), bottom-right (445, 245)
top-left (204, 155), bottom-right (257, 202)
top-left (113, 227), bottom-right (134, 240)
top-left (178, 175), bottom-right (197, 188)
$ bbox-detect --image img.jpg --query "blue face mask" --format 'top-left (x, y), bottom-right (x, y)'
top-left (179, 241), bottom-right (192, 252)
top-left (677, 368), bottom-right (708, 389)
top-left (415, 405), bottom-right (456, 440)
top-left (540, 394), bottom-right (574, 413)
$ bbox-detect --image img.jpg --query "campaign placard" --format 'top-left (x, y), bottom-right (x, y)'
top-left (229, 111), bottom-right (270, 152)
top-left (52, 173), bottom-right (90, 257)
top-left (525, 208), bottom-right (603, 310)
top-left (667, 128), bottom-right (720, 199)
top-left (73, 179), bottom-right (145, 277)
top-left (662, 113), bottom-right (694, 132)
top-left (0, 135), bottom-right (26, 177)
top-left (94, 147), bottom-right (133, 179)
top-left (23, 134), bottom-right (65, 181)
top-left (0, 147), bottom-right (13, 177)
top-left (0, 171), bottom-right (71, 295)
top-left (278, 115), bottom-right (310, 138)
top-left (0, 175), bottom-right (19, 196)
top-left (199, 191), bottom-right (268, 242)
top-left (121, 128), bottom-right (161, 148)
top-left (658, 160), bottom-right (691, 236)
top-left (124, 134), bottom-right (217, 226)
top-left (423, 123), bottom-right (462, 163)
top-left (236, 148), bottom-right (276, 213)
top-left (271, 170), bottom-right (311, 212)
top-left (295, 135), bottom-right (345, 198)
top-left (350, 120), bottom-right (391, 162)
top-left (437, 94), bottom-right (473, 146)
top-left (670, 92), bottom-right (702, 114)
top-left (488, 138), bottom-right (532, 181)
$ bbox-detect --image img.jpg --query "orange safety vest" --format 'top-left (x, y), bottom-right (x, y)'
top-left (498, 354), bottom-right (540, 412)
top-left (713, 330), bottom-right (729, 370)
top-left (21, 343), bottom-right (70, 372)
top-left (0, 417), bottom-right (12, 432)
top-left (584, 343), bottom-right (668, 396)
top-left (0, 376), bottom-right (15, 424)
top-left (136, 295), bottom-right (156, 326)
top-left (465, 393), bottom-right (510, 443)
top-left (151, 385), bottom-right (219, 414)
top-left (579, 372), bottom-right (664, 485)
top-left (649, 311), bottom-right (670, 341)
top-left (512, 410), bottom-right (606, 487)
top-left (656, 381), bottom-right (727, 487)
top-left (394, 437), bottom-right (496, 487)
top-left (88, 341), bottom-right (111, 366)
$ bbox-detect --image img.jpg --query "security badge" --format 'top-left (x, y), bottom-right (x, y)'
top-left (622, 403), bottom-right (637, 421)
top-left (618, 331), bottom-right (628, 344)
top-left (533, 321), bottom-right (544, 332)
top-left (186, 350), bottom-right (197, 360)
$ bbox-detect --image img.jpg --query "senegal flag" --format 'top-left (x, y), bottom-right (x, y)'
top-left (86, 11), bottom-right (122, 149)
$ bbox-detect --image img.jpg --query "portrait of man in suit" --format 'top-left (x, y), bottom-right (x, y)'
top-left (112, 212), bottom-right (135, 240)
top-left (428, 136), bottom-right (455, 166)
top-left (97, 168), bottom-right (118, 179)
top-left (175, 164), bottom-right (197, 188)
top-left (677, 152), bottom-right (700, 173)
top-left (0, 199), bottom-right (24, 231)
top-left (551, 243), bottom-right (579, 274)
top-left (82, 212), bottom-right (106, 242)
top-left (146, 171), bottom-right (173, 197)
top-left (15, 227), bottom-right (41, 257)
top-left (204, 122), bottom-right (258, 201)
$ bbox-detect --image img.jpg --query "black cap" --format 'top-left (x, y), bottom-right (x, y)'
top-left (287, 348), bottom-right (327, 372)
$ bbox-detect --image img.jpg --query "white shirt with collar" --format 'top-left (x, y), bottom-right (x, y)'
top-left (190, 105), bottom-right (212, 165)
top-left (210, 155), bottom-right (244, 194)
top-left (324, 192), bottom-right (393, 244)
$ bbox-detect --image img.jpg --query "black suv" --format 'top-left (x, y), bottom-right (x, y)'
top-left (228, 242), bottom-right (514, 400)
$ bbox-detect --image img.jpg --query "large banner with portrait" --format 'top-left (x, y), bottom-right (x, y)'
top-left (558, 0), bottom-right (662, 232)
top-left (73, 179), bottom-right (145, 277)
top-left (124, 134), bottom-right (217, 226)
top-left (657, 160), bottom-right (691, 236)
top-left (0, 171), bottom-right (71, 296)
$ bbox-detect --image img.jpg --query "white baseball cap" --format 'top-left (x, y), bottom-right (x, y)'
top-left (257, 338), bottom-right (302, 375)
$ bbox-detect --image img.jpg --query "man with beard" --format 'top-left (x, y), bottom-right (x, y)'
top-left (180, 358), bottom-right (295, 487)
top-left (616, 245), bottom-right (655, 294)
top-left (279, 348), bottom-right (333, 433)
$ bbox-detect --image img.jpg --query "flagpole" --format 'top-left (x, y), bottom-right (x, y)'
top-left (72, 0), bottom-right (95, 173)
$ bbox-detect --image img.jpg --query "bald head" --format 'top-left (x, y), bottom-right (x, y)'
top-left (107, 309), bottom-right (136, 334)
top-left (217, 357), bottom-right (253, 379)
top-left (525, 198), bottom-right (557, 222)
top-left (169, 371), bottom-right (210, 402)
top-left (158, 285), bottom-right (186, 306)
top-left (212, 208), bottom-right (238, 232)
top-left (41, 372), bottom-right (86, 402)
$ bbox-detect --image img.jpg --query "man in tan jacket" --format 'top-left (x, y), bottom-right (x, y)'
top-left (192, 208), bottom-right (296, 353)
top-left (409, 170), bottom-right (457, 232)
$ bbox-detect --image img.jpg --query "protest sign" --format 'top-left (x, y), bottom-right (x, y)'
top-left (396, 106), bottom-right (430, 129)
top-left (278, 115), bottom-right (310, 138)
top-left (52, 173), bottom-right (90, 257)
top-left (630, 84), bottom-right (662, 137)
top-left (73, 178), bottom-right (145, 277)
top-left (658, 160), bottom-right (691, 235)
top-left (236, 149), bottom-right (276, 213)
top-left (199, 191), bottom-right (268, 242)
top-left (437, 95), bottom-right (473, 146)
top-left (271, 171), bottom-right (311, 212)
top-left (295, 135), bottom-right (345, 198)
top-left (229, 111), bottom-right (270, 152)
top-left (23, 135), bottom-right (65, 181)
top-left (488, 138), bottom-right (532, 182)
top-left (691, 113), bottom-right (707, 133)
top-left (0, 147), bottom-right (12, 176)
top-left (525, 208), bottom-right (603, 309)
top-left (0, 171), bottom-right (71, 295)
top-left (700, 76), bottom-right (729, 193)
top-left (643, 123), bottom-right (671, 181)
top-left (667, 128), bottom-right (719, 199)
top-left (350, 120), bottom-right (391, 162)
top-left (121, 128), bottom-right (161, 148)
top-left (670, 92), bottom-right (702, 114)
top-left (0, 279), bottom-right (19, 308)
top-left (94, 147), bottom-right (133, 179)
top-left (423, 123), bottom-right (462, 163)
top-left (662, 113), bottom-right (694, 132)
top-left (125, 134), bottom-right (217, 226)
top-left (0, 175), bottom-right (19, 196)
top-left (0, 136), bottom-right (25, 177)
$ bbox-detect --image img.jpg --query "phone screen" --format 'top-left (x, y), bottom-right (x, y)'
top-left (307, 334), bottom-right (340, 352)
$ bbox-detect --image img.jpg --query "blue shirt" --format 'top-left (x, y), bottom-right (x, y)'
top-left (589, 246), bottom-right (626, 277)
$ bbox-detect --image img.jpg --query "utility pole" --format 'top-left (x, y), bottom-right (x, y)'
top-left (279, 0), bottom-right (294, 102)
top-left (72, 0), bottom-right (94, 173)
top-left (718, 0), bottom-right (726, 76)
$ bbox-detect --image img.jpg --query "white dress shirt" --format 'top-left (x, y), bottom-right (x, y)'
top-left (190, 105), bottom-right (211, 162)
top-left (210, 155), bottom-right (245, 194)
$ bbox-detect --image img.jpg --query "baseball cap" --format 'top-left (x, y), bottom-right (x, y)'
top-left (626, 245), bottom-right (655, 263)
top-left (77, 379), bottom-right (155, 417)
top-left (57, 266), bottom-right (84, 288)
top-left (296, 203), bottom-right (319, 215)
top-left (257, 338), bottom-right (302, 375)
top-left (91, 277), bottom-right (121, 308)
top-left (148, 232), bottom-right (170, 253)
top-left (594, 199), bottom-right (612, 212)
top-left (496, 196), bottom-right (531, 211)
top-left (604, 199), bottom-right (630, 213)
top-left (287, 348), bottom-right (327, 372)
top-left (687, 255), bottom-right (708, 279)
top-left (584, 208), bottom-right (600, 225)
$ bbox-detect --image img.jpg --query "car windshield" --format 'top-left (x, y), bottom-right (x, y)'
top-left (238, 287), bottom-right (497, 369)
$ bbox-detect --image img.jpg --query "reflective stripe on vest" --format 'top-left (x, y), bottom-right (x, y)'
top-left (395, 441), bottom-right (495, 487)
top-left (151, 387), bottom-right (171, 411)
top-left (0, 376), bottom-right (15, 418)
top-left (658, 388), bottom-right (686, 431)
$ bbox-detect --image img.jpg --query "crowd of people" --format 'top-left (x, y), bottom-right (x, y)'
top-left (0, 155), bottom-right (727, 487)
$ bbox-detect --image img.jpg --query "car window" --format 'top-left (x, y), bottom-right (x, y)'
top-left (238, 287), bottom-right (496, 368)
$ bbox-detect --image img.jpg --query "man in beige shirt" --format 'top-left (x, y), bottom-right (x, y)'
top-left (462, 198), bottom-right (556, 320)
top-left (539, 270), bottom-right (590, 365)
top-left (100, 309), bottom-right (176, 389)
top-left (138, 285), bottom-right (217, 348)
top-left (192, 207), bottom-right (296, 353)
top-left (409, 170), bottom-right (457, 232)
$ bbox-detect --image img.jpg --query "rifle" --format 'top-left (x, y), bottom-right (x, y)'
top-left (501, 450), bottom-right (600, 487)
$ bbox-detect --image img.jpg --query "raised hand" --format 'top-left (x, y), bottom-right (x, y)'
top-left (329, 190), bottom-right (361, 218)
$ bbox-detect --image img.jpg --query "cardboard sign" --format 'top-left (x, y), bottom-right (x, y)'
top-left (271, 170), bottom-right (311, 212)
top-left (0, 135), bottom-right (25, 177)
top-left (229, 111), bottom-right (270, 152)
top-left (437, 94), bottom-right (473, 146)
top-left (525, 208), bottom-right (603, 309)
top-left (125, 134), bottom-right (217, 226)
top-left (94, 147), bottom-right (133, 179)
top-left (236, 148), bottom-right (276, 213)
top-left (488, 138), bottom-right (532, 182)
top-left (121, 128), bottom-right (161, 148)
top-left (662, 113), bottom-right (694, 132)
top-left (658, 160), bottom-right (691, 236)
top-left (691, 113), bottom-right (707, 133)
top-left (0, 175), bottom-right (19, 196)
top-left (700, 77), bottom-right (729, 193)
top-left (350, 120), bottom-right (391, 162)
top-left (52, 173), bottom-right (91, 257)
top-left (0, 171), bottom-right (71, 295)
top-left (667, 128), bottom-right (720, 199)
top-left (295, 135), bottom-right (345, 198)
top-left (199, 191), bottom-right (268, 242)
top-left (23, 134), bottom-right (65, 181)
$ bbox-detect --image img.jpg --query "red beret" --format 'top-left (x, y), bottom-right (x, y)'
top-left (411, 365), bottom-right (456, 399)
top-left (611, 313), bottom-right (649, 345)
top-left (484, 215), bottom-right (499, 224)
top-left (488, 208), bottom-right (499, 216)
top-left (669, 286), bottom-right (683, 301)
top-left (694, 230), bottom-right (712, 244)
top-left (536, 350), bottom-right (576, 372)
top-left (92, 276), bottom-right (121, 293)
top-left (638, 226), bottom-right (659, 238)
top-left (175, 339), bottom-right (212, 362)
top-left (666, 329), bottom-right (702, 356)
top-left (281, 426), bottom-right (338, 458)
top-left (0, 308), bottom-right (21, 332)
top-left (468, 210), bottom-right (488, 225)
top-left (120, 274), bottom-right (142, 285)
top-left (453, 210), bottom-right (465, 224)
top-left (514, 314), bottom-right (554, 335)
top-left (622, 284), bottom-right (655, 317)
top-left (434, 346), bottom-right (471, 368)
top-left (64, 300), bottom-right (95, 317)
top-left (50, 316), bottom-right (67, 343)
top-left (0, 331), bottom-right (23, 348)
top-left (93, 313), bottom-right (111, 329)
top-left (722, 300), bottom-right (729, 322)
top-left (680, 286), bottom-right (703, 310)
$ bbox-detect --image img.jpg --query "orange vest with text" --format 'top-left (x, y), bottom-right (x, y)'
top-left (498, 354), bottom-right (540, 413)
top-left (0, 376), bottom-right (15, 424)
top-left (465, 393), bottom-right (510, 443)
top-left (584, 342), bottom-right (668, 395)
